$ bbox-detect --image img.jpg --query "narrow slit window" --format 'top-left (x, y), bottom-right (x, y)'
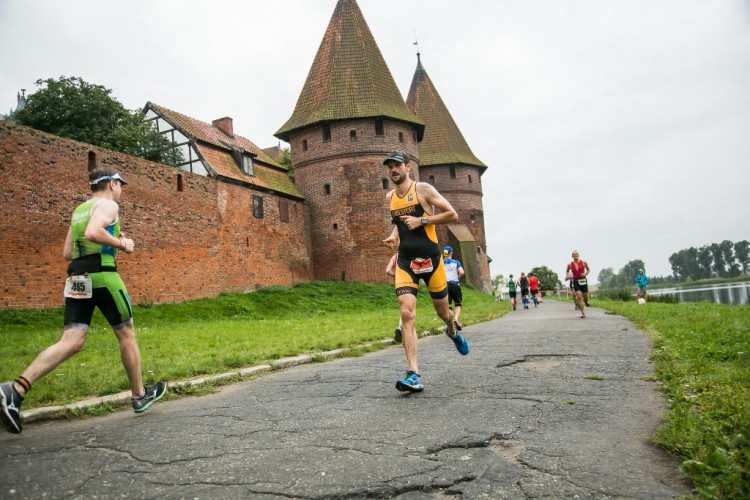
top-left (324, 183), bottom-right (331, 195)
top-left (279, 200), bottom-right (289, 223)
top-left (374, 119), bottom-right (384, 136)
top-left (87, 151), bottom-right (97, 171)
top-left (398, 132), bottom-right (404, 143)
top-left (302, 139), bottom-right (308, 151)
top-left (381, 177), bottom-right (389, 189)
top-left (177, 173), bottom-right (184, 192)
top-left (253, 195), bottom-right (264, 218)
top-left (450, 166), bottom-right (456, 179)
top-left (349, 130), bottom-right (357, 142)
top-left (323, 124), bottom-right (331, 142)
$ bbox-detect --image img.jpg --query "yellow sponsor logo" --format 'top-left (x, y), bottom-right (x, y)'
top-left (391, 206), bottom-right (417, 217)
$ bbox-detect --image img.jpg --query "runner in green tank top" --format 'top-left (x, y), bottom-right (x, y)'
top-left (69, 197), bottom-right (121, 267)
top-left (1, 169), bottom-right (166, 435)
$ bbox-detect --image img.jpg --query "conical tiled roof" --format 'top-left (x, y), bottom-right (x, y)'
top-left (407, 55), bottom-right (486, 171)
top-left (275, 0), bottom-right (424, 141)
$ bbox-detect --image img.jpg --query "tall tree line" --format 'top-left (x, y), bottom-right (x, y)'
top-left (669, 240), bottom-right (749, 280)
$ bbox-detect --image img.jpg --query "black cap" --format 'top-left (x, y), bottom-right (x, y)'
top-left (383, 151), bottom-right (409, 165)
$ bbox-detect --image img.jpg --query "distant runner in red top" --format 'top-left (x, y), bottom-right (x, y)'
top-left (528, 273), bottom-right (540, 307)
top-left (566, 250), bottom-right (591, 318)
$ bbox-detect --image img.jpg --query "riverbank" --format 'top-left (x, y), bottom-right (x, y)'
top-left (594, 299), bottom-right (749, 497)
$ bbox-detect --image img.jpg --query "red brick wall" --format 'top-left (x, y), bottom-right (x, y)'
top-left (288, 119), bottom-right (420, 283)
top-left (0, 123), bottom-right (314, 309)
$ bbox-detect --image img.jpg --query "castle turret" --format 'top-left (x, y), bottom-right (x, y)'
top-left (406, 54), bottom-right (491, 291)
top-left (275, 0), bottom-right (424, 282)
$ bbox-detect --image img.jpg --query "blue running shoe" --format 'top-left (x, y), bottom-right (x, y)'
top-left (396, 371), bottom-right (424, 392)
top-left (446, 329), bottom-right (470, 355)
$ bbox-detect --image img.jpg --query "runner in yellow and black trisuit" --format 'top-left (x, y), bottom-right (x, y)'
top-left (382, 151), bottom-right (470, 393)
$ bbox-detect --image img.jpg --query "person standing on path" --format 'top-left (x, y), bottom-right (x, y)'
top-left (635, 268), bottom-right (649, 302)
top-left (507, 274), bottom-right (518, 310)
top-left (0, 169), bottom-right (166, 435)
top-left (442, 246), bottom-right (465, 330)
top-left (566, 250), bottom-right (591, 318)
top-left (382, 151), bottom-right (469, 393)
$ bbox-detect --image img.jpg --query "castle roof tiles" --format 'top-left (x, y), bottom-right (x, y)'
top-left (275, 0), bottom-right (424, 141)
top-left (147, 102), bottom-right (303, 200)
top-left (407, 55), bottom-right (487, 172)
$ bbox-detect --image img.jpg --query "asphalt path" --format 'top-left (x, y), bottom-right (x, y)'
top-left (0, 299), bottom-right (692, 498)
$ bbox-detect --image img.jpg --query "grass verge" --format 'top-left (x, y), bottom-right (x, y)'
top-left (594, 299), bottom-right (750, 498)
top-left (0, 281), bottom-right (505, 410)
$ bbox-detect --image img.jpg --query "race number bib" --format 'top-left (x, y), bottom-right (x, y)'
top-left (410, 257), bottom-right (434, 275)
top-left (577, 278), bottom-right (587, 286)
top-left (64, 275), bottom-right (93, 299)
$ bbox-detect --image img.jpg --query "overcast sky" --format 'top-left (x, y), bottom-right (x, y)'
top-left (2, 0), bottom-right (749, 283)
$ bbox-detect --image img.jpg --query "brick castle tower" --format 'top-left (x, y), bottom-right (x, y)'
top-left (406, 54), bottom-right (490, 290)
top-left (275, 0), bottom-right (424, 283)
top-left (277, 0), bottom-right (491, 290)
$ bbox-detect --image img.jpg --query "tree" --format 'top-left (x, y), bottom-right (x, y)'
top-left (697, 245), bottom-right (713, 279)
top-left (709, 243), bottom-right (727, 277)
top-left (734, 240), bottom-right (750, 275)
top-left (719, 240), bottom-right (740, 277)
top-left (616, 259), bottom-right (646, 287)
top-left (597, 267), bottom-right (616, 289)
top-left (669, 250), bottom-right (688, 280)
top-left (529, 266), bottom-right (561, 293)
top-left (15, 76), bottom-right (182, 166)
top-left (278, 147), bottom-right (292, 169)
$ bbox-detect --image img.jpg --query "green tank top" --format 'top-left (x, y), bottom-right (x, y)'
top-left (70, 198), bottom-right (120, 267)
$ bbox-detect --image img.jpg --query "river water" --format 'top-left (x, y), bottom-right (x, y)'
top-left (648, 282), bottom-right (750, 305)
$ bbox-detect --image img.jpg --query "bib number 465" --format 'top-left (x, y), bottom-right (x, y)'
top-left (64, 275), bottom-right (93, 299)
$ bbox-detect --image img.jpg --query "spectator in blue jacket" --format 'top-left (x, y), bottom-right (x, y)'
top-left (635, 269), bottom-right (649, 302)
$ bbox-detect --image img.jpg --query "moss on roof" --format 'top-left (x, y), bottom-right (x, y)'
top-left (147, 102), bottom-right (303, 200)
top-left (275, 0), bottom-right (423, 141)
top-left (407, 56), bottom-right (487, 171)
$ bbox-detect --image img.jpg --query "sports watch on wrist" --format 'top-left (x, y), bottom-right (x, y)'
top-left (421, 216), bottom-right (429, 225)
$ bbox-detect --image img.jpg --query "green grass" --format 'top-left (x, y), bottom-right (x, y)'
top-left (0, 281), bottom-right (505, 409)
top-left (594, 299), bottom-right (750, 498)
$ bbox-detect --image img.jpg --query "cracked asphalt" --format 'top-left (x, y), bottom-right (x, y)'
top-left (0, 299), bottom-right (692, 498)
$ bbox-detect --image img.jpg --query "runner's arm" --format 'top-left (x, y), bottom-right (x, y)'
top-left (63, 227), bottom-right (73, 261)
top-left (84, 200), bottom-right (129, 251)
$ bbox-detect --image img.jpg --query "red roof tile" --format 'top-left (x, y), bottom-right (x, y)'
top-left (146, 102), bottom-right (303, 199)
top-left (407, 56), bottom-right (487, 171)
top-left (275, 0), bottom-right (423, 141)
